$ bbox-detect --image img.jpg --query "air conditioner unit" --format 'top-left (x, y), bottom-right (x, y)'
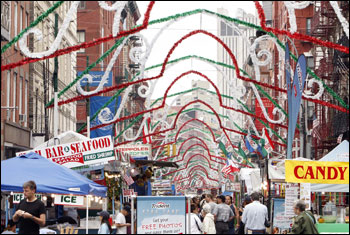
top-left (19, 114), bottom-right (27, 123)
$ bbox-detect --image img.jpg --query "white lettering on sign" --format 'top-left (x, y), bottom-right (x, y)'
top-left (13, 193), bottom-right (42, 204)
top-left (54, 194), bottom-right (84, 206)
top-left (16, 136), bottom-right (114, 168)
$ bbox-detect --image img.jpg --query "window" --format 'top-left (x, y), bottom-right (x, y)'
top-left (306, 18), bottom-right (311, 35)
top-left (25, 80), bottom-right (28, 127)
top-left (78, 1), bottom-right (85, 9)
top-left (7, 71), bottom-right (11, 107)
top-left (220, 21), bottom-right (226, 36)
top-left (19, 76), bottom-right (23, 115)
top-left (13, 72), bottom-right (17, 122)
top-left (306, 56), bottom-right (314, 69)
top-left (20, 6), bottom-right (23, 33)
top-left (14, 2), bottom-right (17, 38)
top-left (77, 30), bottom-right (85, 53)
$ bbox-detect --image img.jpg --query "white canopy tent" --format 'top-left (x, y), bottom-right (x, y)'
top-left (35, 130), bottom-right (90, 149)
top-left (310, 140), bottom-right (349, 193)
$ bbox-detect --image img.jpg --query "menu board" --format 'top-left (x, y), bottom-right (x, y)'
top-left (284, 183), bottom-right (299, 217)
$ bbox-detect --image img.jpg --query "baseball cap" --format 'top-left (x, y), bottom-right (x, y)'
top-left (97, 210), bottom-right (110, 219)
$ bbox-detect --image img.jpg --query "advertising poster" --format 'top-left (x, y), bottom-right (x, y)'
top-left (16, 136), bottom-right (114, 168)
top-left (284, 183), bottom-right (299, 217)
top-left (115, 144), bottom-right (151, 160)
top-left (300, 183), bottom-right (311, 210)
top-left (273, 198), bottom-right (292, 234)
top-left (137, 196), bottom-right (186, 234)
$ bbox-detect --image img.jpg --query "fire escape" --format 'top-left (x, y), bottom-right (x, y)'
top-left (310, 1), bottom-right (339, 159)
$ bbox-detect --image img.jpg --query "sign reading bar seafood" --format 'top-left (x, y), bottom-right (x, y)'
top-left (285, 160), bottom-right (349, 184)
top-left (16, 136), bottom-right (114, 168)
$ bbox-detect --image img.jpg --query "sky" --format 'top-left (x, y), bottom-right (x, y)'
top-left (134, 1), bottom-right (259, 103)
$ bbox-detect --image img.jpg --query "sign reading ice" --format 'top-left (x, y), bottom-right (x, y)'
top-left (137, 196), bottom-right (186, 234)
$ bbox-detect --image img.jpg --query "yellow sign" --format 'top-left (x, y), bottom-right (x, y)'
top-left (285, 160), bottom-right (349, 184)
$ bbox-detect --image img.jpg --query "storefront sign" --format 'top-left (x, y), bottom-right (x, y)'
top-left (273, 198), bottom-right (292, 233)
top-left (300, 183), bottom-right (311, 210)
top-left (13, 193), bottom-right (42, 204)
top-left (16, 136), bottom-right (114, 168)
top-left (285, 160), bottom-right (349, 184)
top-left (115, 144), bottom-right (151, 160)
top-left (137, 196), bottom-right (186, 234)
top-left (54, 194), bottom-right (84, 206)
top-left (284, 183), bottom-right (299, 217)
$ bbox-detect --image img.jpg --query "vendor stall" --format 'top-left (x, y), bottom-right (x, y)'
top-left (1, 152), bottom-right (107, 234)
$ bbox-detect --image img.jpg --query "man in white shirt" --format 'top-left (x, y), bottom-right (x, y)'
top-left (115, 206), bottom-right (131, 234)
top-left (242, 192), bottom-right (268, 234)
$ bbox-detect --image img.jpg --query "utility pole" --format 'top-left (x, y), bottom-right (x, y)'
top-left (44, 60), bottom-right (49, 141)
top-left (86, 56), bottom-right (90, 138)
top-left (53, 13), bottom-right (59, 140)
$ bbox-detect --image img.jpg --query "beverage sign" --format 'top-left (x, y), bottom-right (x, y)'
top-left (137, 196), bottom-right (186, 234)
top-left (16, 136), bottom-right (114, 168)
top-left (285, 160), bottom-right (349, 184)
top-left (115, 144), bottom-right (151, 160)
top-left (13, 193), bottom-right (42, 204)
top-left (284, 183), bottom-right (299, 217)
top-left (54, 194), bottom-right (84, 206)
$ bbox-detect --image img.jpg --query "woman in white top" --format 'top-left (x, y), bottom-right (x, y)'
top-left (201, 204), bottom-right (216, 234)
top-left (186, 204), bottom-right (203, 234)
top-left (97, 211), bottom-right (111, 234)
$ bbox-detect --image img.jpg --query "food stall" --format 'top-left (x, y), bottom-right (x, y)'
top-left (285, 140), bottom-right (349, 234)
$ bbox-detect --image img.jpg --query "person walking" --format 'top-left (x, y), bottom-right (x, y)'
top-left (98, 211), bottom-right (112, 234)
top-left (291, 200), bottom-right (319, 234)
top-left (115, 206), bottom-right (131, 234)
top-left (225, 196), bottom-right (239, 234)
top-left (201, 204), bottom-right (216, 234)
top-left (212, 195), bottom-right (234, 234)
top-left (186, 204), bottom-right (203, 234)
top-left (242, 192), bottom-right (268, 234)
top-left (13, 181), bottom-right (46, 234)
top-left (238, 196), bottom-right (252, 234)
top-left (205, 194), bottom-right (217, 214)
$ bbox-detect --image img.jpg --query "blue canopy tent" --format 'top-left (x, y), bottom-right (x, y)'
top-left (1, 152), bottom-right (107, 196)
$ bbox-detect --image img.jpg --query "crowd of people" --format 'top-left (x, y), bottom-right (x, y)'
top-left (2, 180), bottom-right (319, 234)
top-left (186, 192), bottom-right (319, 234)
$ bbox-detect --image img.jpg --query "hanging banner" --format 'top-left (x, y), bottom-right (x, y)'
top-left (284, 183), bottom-right (299, 218)
top-left (90, 96), bottom-right (121, 138)
top-left (13, 193), bottom-right (42, 204)
top-left (16, 136), bottom-right (114, 168)
top-left (268, 158), bottom-right (285, 180)
top-left (137, 196), bottom-right (186, 234)
top-left (273, 198), bottom-right (292, 233)
top-left (285, 160), bottom-right (349, 184)
top-left (78, 71), bottom-right (113, 87)
top-left (300, 183), bottom-right (311, 210)
top-left (115, 144), bottom-right (151, 160)
top-left (54, 194), bottom-right (84, 206)
top-left (255, 98), bottom-right (274, 131)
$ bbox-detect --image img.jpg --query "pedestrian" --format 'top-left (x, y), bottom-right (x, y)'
top-left (291, 200), bottom-right (319, 234)
top-left (201, 204), bottom-right (216, 234)
top-left (98, 211), bottom-right (112, 234)
top-left (212, 195), bottom-right (234, 234)
top-left (242, 192), bottom-right (268, 234)
top-left (205, 194), bottom-right (217, 214)
top-left (238, 196), bottom-right (252, 234)
top-left (1, 220), bottom-right (16, 234)
top-left (12, 181), bottom-right (46, 234)
top-left (115, 205), bottom-right (131, 234)
top-left (186, 204), bottom-right (203, 234)
top-left (225, 196), bottom-right (239, 234)
top-left (199, 194), bottom-right (207, 210)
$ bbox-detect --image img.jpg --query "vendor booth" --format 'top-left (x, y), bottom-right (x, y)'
top-left (1, 152), bottom-right (107, 234)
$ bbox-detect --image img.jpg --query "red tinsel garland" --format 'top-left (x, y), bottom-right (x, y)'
top-left (1, 1), bottom-right (155, 71)
top-left (254, 1), bottom-right (349, 54)
top-left (46, 29), bottom-right (349, 114)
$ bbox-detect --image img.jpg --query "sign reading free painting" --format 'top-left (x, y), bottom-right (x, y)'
top-left (16, 136), bottom-right (114, 168)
